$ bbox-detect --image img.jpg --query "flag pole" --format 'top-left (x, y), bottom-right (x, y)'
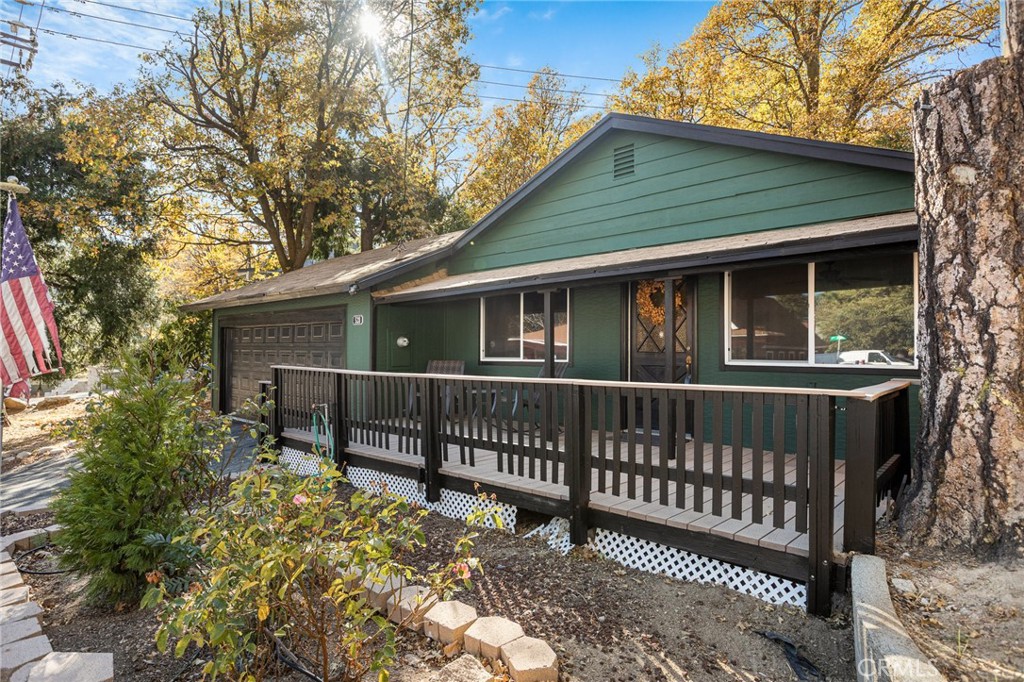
top-left (0, 177), bottom-right (29, 456)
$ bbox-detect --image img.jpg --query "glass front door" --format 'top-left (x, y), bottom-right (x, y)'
top-left (629, 279), bottom-right (694, 384)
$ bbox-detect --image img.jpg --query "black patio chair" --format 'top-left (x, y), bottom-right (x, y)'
top-left (407, 359), bottom-right (465, 418)
top-left (511, 362), bottom-right (569, 430)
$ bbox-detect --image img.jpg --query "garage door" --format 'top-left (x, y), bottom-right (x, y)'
top-left (221, 309), bottom-right (345, 413)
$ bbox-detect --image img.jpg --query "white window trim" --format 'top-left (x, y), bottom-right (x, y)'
top-left (723, 255), bottom-right (920, 370)
top-left (479, 290), bottom-right (571, 363)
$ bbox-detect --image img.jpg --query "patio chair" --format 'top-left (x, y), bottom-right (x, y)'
top-left (408, 359), bottom-right (466, 417)
top-left (512, 362), bottom-right (569, 430)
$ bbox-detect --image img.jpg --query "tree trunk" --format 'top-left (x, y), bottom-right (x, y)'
top-left (900, 49), bottom-right (1024, 555)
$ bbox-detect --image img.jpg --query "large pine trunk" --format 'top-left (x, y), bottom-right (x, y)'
top-left (901, 49), bottom-right (1024, 554)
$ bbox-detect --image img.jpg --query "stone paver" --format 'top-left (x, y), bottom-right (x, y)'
top-left (25, 652), bottom-right (114, 682)
top-left (501, 636), bottom-right (558, 682)
top-left (386, 586), bottom-right (437, 631)
top-left (423, 600), bottom-right (477, 645)
top-left (0, 635), bottom-right (52, 675)
top-left (463, 616), bottom-right (524, 660)
top-left (0, 585), bottom-right (30, 606)
top-left (0, 550), bottom-right (12, 562)
top-left (427, 654), bottom-right (492, 682)
top-left (1, 561), bottom-right (19, 576)
top-left (0, 601), bottom-right (42, 625)
top-left (0, 616), bottom-right (43, 644)
top-left (1, 571), bottom-right (25, 589)
top-left (0, 529), bottom-right (48, 554)
top-left (362, 571), bottom-right (406, 612)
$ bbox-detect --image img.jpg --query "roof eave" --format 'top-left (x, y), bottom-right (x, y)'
top-left (376, 224), bottom-right (919, 305)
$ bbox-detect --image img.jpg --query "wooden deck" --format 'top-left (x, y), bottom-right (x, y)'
top-left (332, 426), bottom-right (847, 560)
top-left (269, 367), bottom-right (913, 615)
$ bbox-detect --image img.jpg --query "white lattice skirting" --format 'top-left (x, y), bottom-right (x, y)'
top-left (346, 466), bottom-right (517, 532)
top-left (526, 518), bottom-right (807, 609)
top-left (280, 446), bottom-right (327, 477)
top-left (281, 450), bottom-right (802, 608)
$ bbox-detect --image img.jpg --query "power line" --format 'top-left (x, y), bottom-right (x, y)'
top-left (479, 63), bottom-right (619, 84)
top-left (37, 27), bottom-right (157, 52)
top-left (478, 78), bottom-right (613, 99)
top-left (24, 1), bottom-right (187, 36)
top-left (68, 0), bottom-right (193, 23)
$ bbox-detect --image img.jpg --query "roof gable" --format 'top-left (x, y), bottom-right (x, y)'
top-left (449, 114), bottom-right (914, 274)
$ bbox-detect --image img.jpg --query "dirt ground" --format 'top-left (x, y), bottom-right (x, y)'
top-left (7, 402), bottom-right (850, 681)
top-left (877, 528), bottom-right (1024, 682)
top-left (17, 494), bottom-right (854, 682)
top-left (1, 399), bottom-right (85, 473)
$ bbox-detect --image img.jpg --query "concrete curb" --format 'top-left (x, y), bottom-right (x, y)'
top-left (851, 554), bottom-right (945, 682)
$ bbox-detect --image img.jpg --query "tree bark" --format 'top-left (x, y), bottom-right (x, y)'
top-left (901, 50), bottom-right (1024, 555)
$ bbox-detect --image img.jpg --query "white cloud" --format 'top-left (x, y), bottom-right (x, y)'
top-left (505, 53), bottom-right (524, 67)
top-left (528, 7), bottom-right (557, 21)
top-left (474, 4), bottom-right (512, 24)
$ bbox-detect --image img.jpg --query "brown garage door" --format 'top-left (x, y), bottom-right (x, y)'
top-left (221, 309), bottom-right (346, 413)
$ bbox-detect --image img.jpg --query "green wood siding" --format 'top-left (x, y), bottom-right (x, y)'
top-left (375, 284), bottom-right (624, 380)
top-left (449, 131), bottom-right (913, 274)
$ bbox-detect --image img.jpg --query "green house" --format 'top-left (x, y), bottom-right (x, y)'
top-left (186, 113), bottom-right (919, 416)
top-left (185, 114), bottom-right (920, 614)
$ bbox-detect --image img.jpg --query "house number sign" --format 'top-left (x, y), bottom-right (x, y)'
top-left (351, 314), bottom-right (365, 326)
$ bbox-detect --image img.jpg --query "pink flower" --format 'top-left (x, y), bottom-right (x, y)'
top-left (293, 493), bottom-right (308, 506)
top-left (453, 562), bottom-right (471, 580)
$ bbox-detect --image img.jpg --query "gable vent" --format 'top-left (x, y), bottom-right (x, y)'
top-left (613, 143), bottom-right (635, 179)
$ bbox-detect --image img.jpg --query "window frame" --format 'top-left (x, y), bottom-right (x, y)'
top-left (723, 254), bottom-right (919, 370)
top-left (479, 290), bottom-right (571, 363)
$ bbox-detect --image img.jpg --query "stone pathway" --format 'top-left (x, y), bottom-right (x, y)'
top-left (0, 450), bottom-right (78, 516)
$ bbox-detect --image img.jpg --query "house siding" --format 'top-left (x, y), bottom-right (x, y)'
top-left (448, 130), bottom-right (914, 274)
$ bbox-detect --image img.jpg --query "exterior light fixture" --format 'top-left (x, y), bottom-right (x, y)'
top-left (396, 336), bottom-right (410, 348)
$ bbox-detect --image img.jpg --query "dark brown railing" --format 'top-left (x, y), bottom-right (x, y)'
top-left (254, 367), bottom-right (912, 616)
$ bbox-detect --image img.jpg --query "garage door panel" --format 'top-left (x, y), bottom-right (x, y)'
top-left (222, 309), bottom-right (346, 413)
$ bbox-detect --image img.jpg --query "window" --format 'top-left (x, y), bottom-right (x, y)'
top-left (481, 290), bottom-right (569, 362)
top-left (725, 254), bottom-right (917, 368)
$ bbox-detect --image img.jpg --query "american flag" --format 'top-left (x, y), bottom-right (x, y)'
top-left (1, 198), bottom-right (62, 386)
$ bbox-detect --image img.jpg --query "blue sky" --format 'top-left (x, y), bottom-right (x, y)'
top-left (2, 0), bottom-right (712, 101)
top-left (2, 0), bottom-right (998, 107)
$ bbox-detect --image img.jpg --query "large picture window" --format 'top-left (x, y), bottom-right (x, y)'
top-left (726, 254), bottom-right (917, 369)
top-left (481, 290), bottom-right (569, 362)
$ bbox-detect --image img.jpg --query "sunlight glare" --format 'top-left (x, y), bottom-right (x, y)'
top-left (359, 8), bottom-right (384, 42)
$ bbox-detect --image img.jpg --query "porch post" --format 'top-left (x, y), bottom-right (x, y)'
top-left (663, 279), bottom-right (676, 382)
top-left (844, 397), bottom-right (879, 554)
top-left (543, 289), bottom-right (555, 378)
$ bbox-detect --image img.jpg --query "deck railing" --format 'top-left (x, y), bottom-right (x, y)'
top-left (255, 366), bottom-right (912, 616)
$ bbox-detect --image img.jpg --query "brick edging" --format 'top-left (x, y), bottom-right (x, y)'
top-left (0, 528), bottom-right (113, 682)
top-left (363, 569), bottom-right (559, 681)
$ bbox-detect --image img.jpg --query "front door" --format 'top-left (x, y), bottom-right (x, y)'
top-left (629, 278), bottom-right (695, 384)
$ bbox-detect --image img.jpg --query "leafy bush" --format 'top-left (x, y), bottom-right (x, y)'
top-left (145, 459), bottom-right (487, 682)
top-left (52, 350), bottom-right (250, 602)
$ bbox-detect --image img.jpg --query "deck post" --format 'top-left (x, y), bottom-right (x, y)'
top-left (333, 372), bottom-right (349, 470)
top-left (892, 387), bottom-right (912, 495)
top-left (843, 397), bottom-right (879, 554)
top-left (270, 367), bottom-right (283, 448)
top-left (806, 395), bottom-right (836, 617)
top-left (568, 384), bottom-right (591, 545)
top-left (422, 377), bottom-right (443, 503)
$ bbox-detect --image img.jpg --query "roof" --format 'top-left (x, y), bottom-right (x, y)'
top-left (373, 211), bottom-right (918, 303)
top-left (449, 113), bottom-right (914, 256)
top-left (182, 230), bottom-right (465, 312)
